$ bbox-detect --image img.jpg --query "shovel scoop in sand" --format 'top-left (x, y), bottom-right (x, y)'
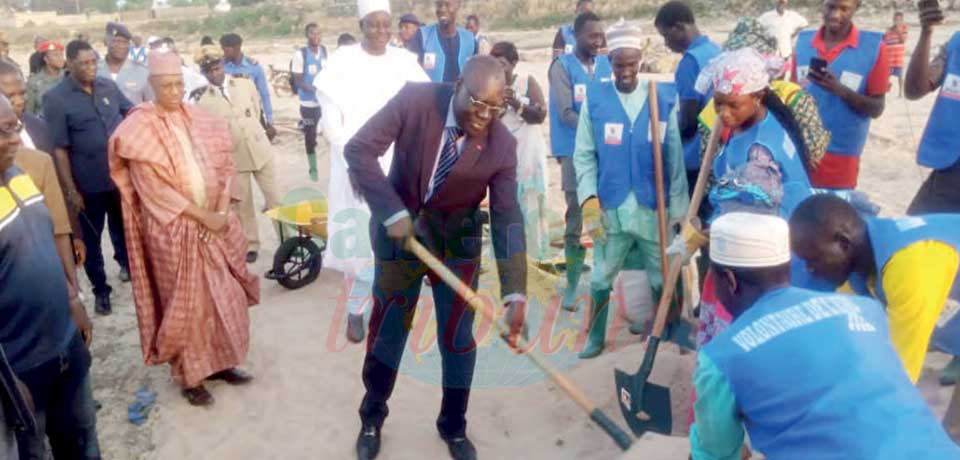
top-left (614, 258), bottom-right (682, 437)
top-left (616, 119), bottom-right (724, 437)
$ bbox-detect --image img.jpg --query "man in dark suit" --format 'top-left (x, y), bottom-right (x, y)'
top-left (345, 56), bottom-right (527, 460)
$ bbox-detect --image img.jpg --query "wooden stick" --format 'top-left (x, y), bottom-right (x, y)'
top-left (648, 81), bottom-right (671, 292)
top-left (405, 238), bottom-right (598, 412)
top-left (650, 120), bottom-right (724, 339)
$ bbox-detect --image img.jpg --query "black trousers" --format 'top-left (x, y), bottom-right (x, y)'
top-left (908, 160), bottom-right (960, 215)
top-left (17, 333), bottom-right (100, 460)
top-left (79, 190), bottom-right (127, 296)
top-left (300, 105), bottom-right (321, 155)
top-left (359, 248), bottom-right (480, 440)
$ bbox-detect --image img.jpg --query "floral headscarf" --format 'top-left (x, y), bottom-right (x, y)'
top-left (695, 48), bottom-right (782, 96)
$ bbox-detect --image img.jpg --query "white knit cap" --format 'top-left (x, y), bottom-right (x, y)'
top-left (357, 0), bottom-right (391, 19)
top-left (606, 18), bottom-right (643, 53)
top-left (710, 213), bottom-right (791, 268)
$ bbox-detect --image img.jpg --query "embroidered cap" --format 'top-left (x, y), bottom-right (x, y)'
top-left (148, 50), bottom-right (183, 77)
top-left (605, 18), bottom-right (644, 53)
top-left (710, 212), bottom-right (791, 268)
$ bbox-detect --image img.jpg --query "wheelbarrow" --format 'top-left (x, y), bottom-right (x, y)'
top-left (263, 197), bottom-right (328, 290)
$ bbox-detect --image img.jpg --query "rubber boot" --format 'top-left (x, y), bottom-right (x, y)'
top-left (561, 244), bottom-right (586, 312)
top-left (941, 356), bottom-right (960, 386)
top-left (578, 288), bottom-right (611, 359)
top-left (307, 152), bottom-right (319, 182)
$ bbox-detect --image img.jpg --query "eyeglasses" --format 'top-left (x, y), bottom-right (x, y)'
top-left (469, 95), bottom-right (506, 117)
top-left (0, 120), bottom-right (23, 138)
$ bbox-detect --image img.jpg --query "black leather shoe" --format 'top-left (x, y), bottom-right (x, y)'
top-left (95, 294), bottom-right (112, 316)
top-left (444, 436), bottom-right (477, 460)
top-left (246, 251), bottom-right (258, 263)
top-left (356, 424), bottom-right (381, 460)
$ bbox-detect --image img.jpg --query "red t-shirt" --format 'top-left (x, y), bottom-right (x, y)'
top-left (792, 26), bottom-right (890, 189)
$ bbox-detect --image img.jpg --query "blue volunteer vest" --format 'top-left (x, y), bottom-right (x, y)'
top-left (680, 37), bottom-right (721, 171)
top-left (711, 112), bottom-right (813, 220)
top-left (420, 24), bottom-right (475, 83)
top-left (560, 24), bottom-right (576, 54)
top-left (549, 54), bottom-right (612, 157)
top-left (854, 215), bottom-right (960, 355)
top-left (918, 32), bottom-right (960, 169)
top-left (297, 47), bottom-right (326, 104)
top-left (795, 29), bottom-right (883, 156)
top-left (586, 81), bottom-right (677, 210)
top-left (705, 287), bottom-right (960, 460)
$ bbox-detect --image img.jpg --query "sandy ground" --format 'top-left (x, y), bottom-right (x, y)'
top-left (47, 13), bottom-right (960, 460)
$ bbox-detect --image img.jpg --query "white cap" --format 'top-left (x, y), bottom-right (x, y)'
top-left (357, 0), bottom-right (390, 19)
top-left (710, 213), bottom-right (791, 268)
top-left (606, 18), bottom-right (644, 53)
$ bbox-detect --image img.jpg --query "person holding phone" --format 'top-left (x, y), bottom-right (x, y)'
top-left (904, 0), bottom-right (956, 217)
top-left (792, 0), bottom-right (889, 191)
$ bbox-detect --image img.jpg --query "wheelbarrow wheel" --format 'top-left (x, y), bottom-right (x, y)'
top-left (271, 236), bottom-right (323, 290)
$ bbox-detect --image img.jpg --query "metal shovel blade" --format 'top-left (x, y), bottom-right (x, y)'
top-left (614, 368), bottom-right (673, 437)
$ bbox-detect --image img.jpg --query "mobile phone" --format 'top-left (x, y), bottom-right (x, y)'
top-left (810, 57), bottom-right (828, 75)
top-left (919, 0), bottom-right (946, 22)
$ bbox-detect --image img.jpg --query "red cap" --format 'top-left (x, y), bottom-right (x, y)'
top-left (36, 41), bottom-right (64, 53)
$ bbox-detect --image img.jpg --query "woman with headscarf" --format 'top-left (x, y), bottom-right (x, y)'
top-left (109, 51), bottom-right (259, 407)
top-left (697, 17), bottom-right (828, 179)
top-left (698, 47), bottom-right (814, 222)
top-left (489, 41), bottom-right (554, 265)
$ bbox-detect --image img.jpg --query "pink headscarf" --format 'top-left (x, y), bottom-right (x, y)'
top-left (695, 48), bottom-right (784, 96)
top-left (148, 50), bottom-right (183, 77)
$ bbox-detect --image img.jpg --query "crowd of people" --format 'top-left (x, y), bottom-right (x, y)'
top-left (0, 0), bottom-right (960, 458)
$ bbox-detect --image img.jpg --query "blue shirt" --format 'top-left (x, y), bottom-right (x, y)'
top-left (676, 35), bottom-right (722, 170)
top-left (407, 27), bottom-right (478, 83)
top-left (676, 35), bottom-right (717, 104)
top-left (42, 76), bottom-right (132, 194)
top-left (223, 55), bottom-right (274, 124)
top-left (0, 167), bottom-right (76, 373)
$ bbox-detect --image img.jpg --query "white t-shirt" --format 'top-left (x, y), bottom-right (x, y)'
top-left (290, 47), bottom-right (327, 107)
top-left (758, 9), bottom-right (809, 58)
top-left (289, 47), bottom-right (326, 74)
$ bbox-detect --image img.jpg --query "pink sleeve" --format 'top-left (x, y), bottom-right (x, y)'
top-left (128, 161), bottom-right (193, 227)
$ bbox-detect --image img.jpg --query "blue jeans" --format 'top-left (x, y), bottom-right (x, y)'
top-left (16, 333), bottom-right (100, 460)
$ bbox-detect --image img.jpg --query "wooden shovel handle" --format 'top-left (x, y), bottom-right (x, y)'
top-left (404, 238), bottom-right (596, 410)
top-left (648, 81), bottom-right (671, 291)
top-left (649, 120), bottom-right (724, 339)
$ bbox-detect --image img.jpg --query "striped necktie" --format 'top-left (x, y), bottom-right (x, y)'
top-left (427, 127), bottom-right (464, 202)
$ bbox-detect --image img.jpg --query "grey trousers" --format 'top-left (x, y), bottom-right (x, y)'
top-left (560, 157), bottom-right (582, 249)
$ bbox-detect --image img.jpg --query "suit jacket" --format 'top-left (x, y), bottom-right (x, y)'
top-left (23, 113), bottom-right (54, 155)
top-left (190, 77), bottom-right (272, 172)
top-left (345, 82), bottom-right (526, 298)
